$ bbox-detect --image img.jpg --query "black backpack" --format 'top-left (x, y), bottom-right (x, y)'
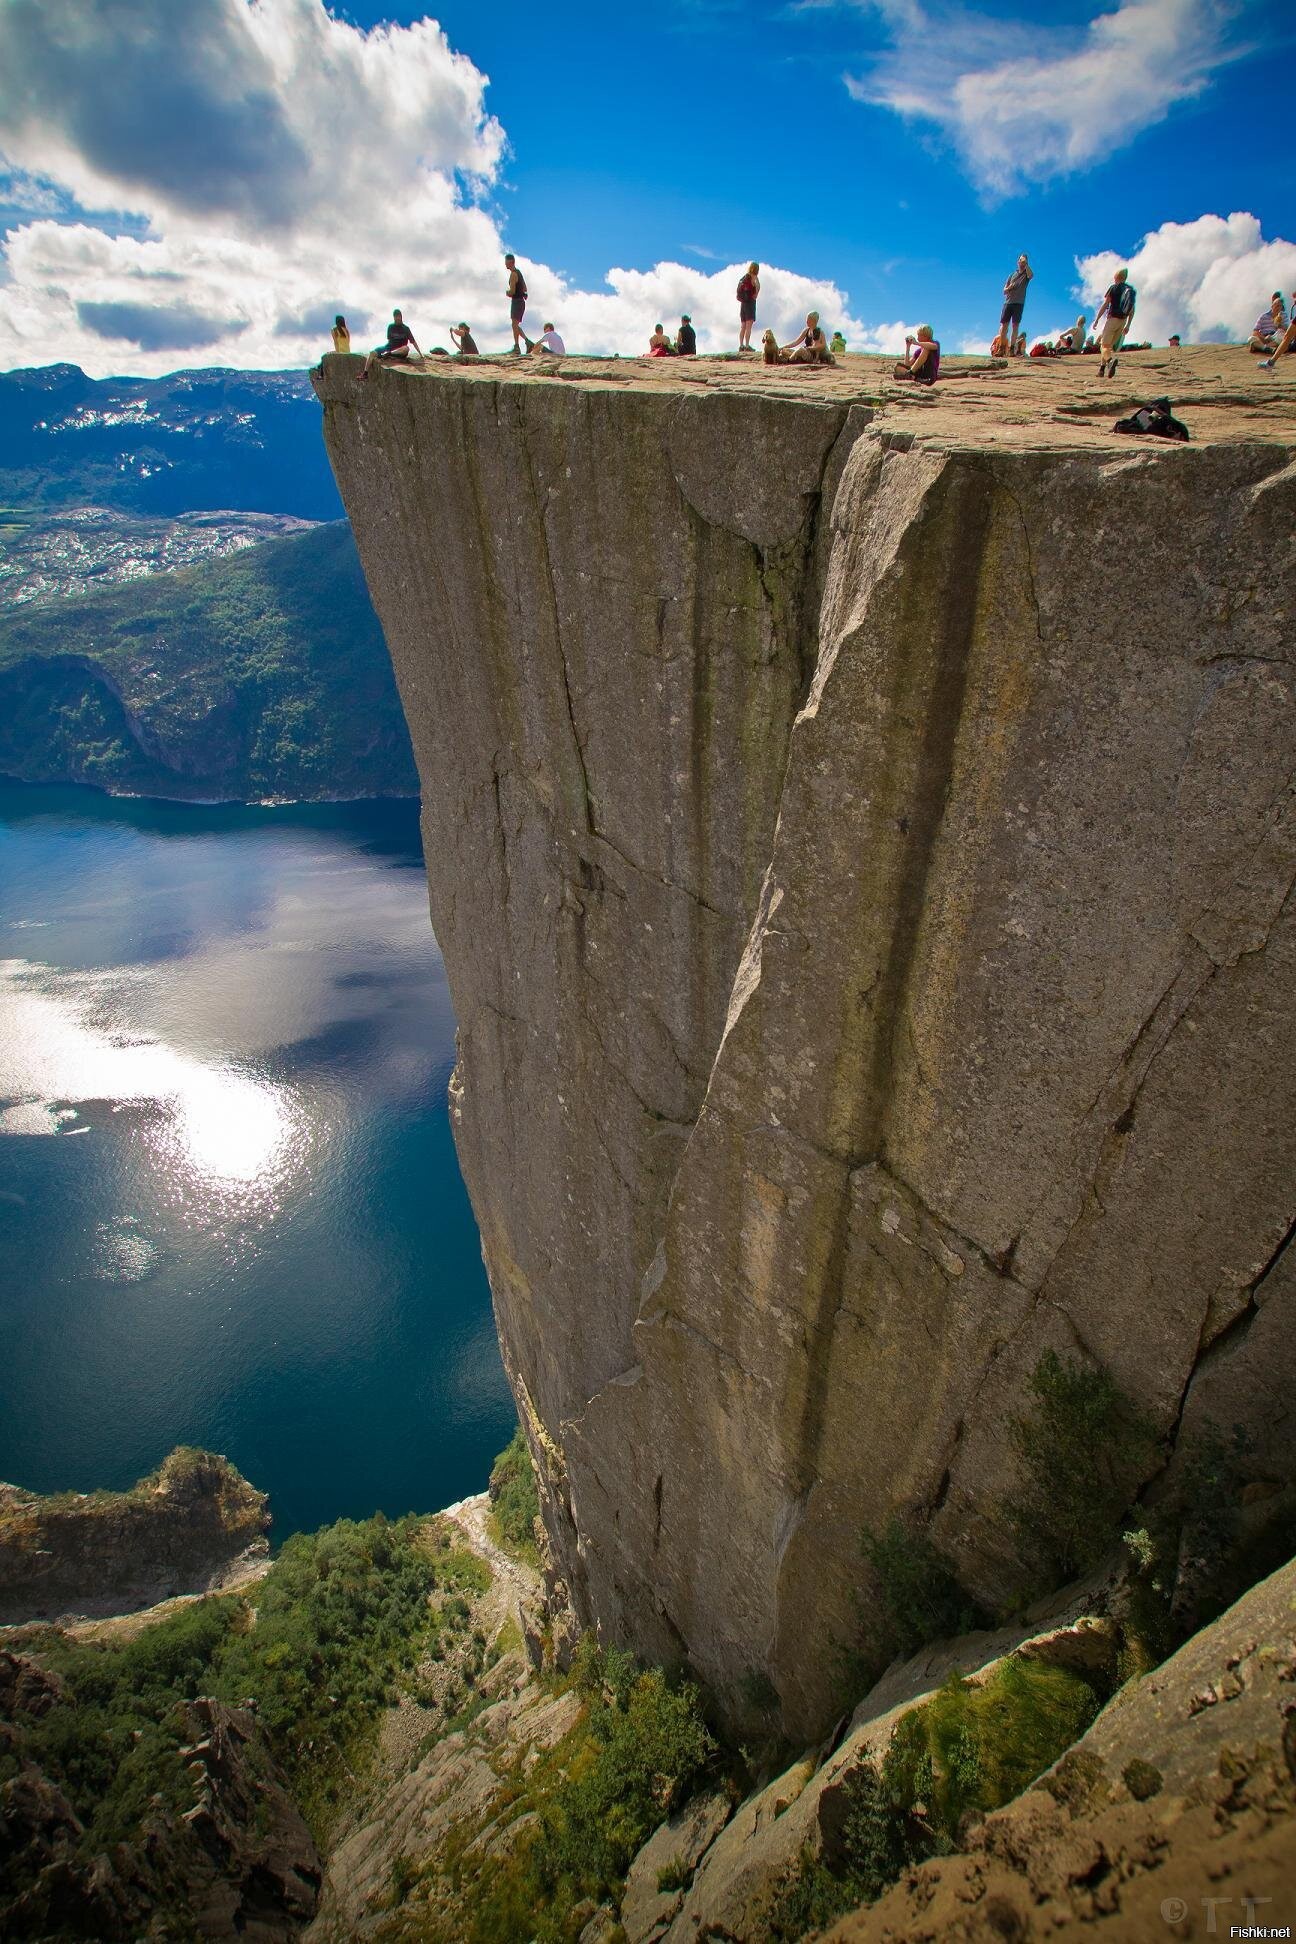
top-left (1115, 399), bottom-right (1189, 442)
top-left (1112, 282), bottom-right (1136, 318)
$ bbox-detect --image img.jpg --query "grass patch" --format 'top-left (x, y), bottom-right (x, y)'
top-left (770, 1652), bottom-right (1100, 1936)
top-left (488, 1426), bottom-right (541, 1567)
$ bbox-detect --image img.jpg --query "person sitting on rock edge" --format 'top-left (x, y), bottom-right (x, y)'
top-left (647, 323), bottom-right (674, 357)
top-left (331, 315), bottom-right (351, 355)
top-left (1250, 293), bottom-right (1287, 354)
top-left (530, 322), bottom-right (566, 356)
top-left (358, 309), bottom-right (421, 381)
top-left (1259, 291), bottom-right (1296, 369)
top-left (893, 325), bottom-right (940, 384)
top-left (783, 312), bottom-right (833, 363)
top-left (450, 322), bottom-right (479, 356)
top-left (830, 330), bottom-right (847, 356)
top-left (676, 315), bottom-right (697, 356)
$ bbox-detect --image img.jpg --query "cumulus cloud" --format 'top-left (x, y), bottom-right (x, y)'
top-left (847, 0), bottom-right (1244, 197)
top-left (0, 0), bottom-right (868, 373)
top-left (1076, 211), bottom-right (1296, 344)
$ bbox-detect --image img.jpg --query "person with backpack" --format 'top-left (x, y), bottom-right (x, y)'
top-left (505, 254), bottom-right (530, 354)
top-left (736, 262), bottom-right (760, 353)
top-left (1092, 267), bottom-right (1136, 379)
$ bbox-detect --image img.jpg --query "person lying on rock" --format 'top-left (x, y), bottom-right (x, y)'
top-left (782, 312), bottom-right (833, 363)
top-left (358, 309), bottom-right (421, 381)
top-left (676, 315), bottom-right (697, 356)
top-left (450, 322), bottom-right (479, 356)
top-left (893, 325), bottom-right (940, 384)
top-left (529, 322), bottom-right (566, 356)
top-left (647, 323), bottom-right (674, 357)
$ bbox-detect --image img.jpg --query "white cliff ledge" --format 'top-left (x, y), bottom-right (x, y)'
top-left (314, 349), bottom-right (1296, 1739)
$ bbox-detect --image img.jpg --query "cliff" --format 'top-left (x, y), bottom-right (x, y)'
top-left (314, 347), bottom-right (1296, 1739)
top-left (0, 1447), bottom-right (269, 1623)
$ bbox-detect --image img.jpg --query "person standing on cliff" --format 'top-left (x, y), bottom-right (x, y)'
top-left (1000, 254), bottom-right (1033, 349)
top-left (737, 263), bottom-right (760, 353)
top-left (505, 255), bottom-right (530, 354)
top-left (1092, 267), bottom-right (1137, 378)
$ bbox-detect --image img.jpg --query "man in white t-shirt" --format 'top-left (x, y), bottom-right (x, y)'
top-left (530, 322), bottom-right (566, 357)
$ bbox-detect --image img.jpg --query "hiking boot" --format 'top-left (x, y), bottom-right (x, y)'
top-left (1108, 358), bottom-right (1119, 379)
top-left (1259, 356), bottom-right (1276, 370)
top-left (1097, 359), bottom-right (1107, 377)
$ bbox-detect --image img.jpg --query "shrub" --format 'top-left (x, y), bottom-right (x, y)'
top-left (1001, 1352), bottom-right (1160, 1593)
top-left (861, 1517), bottom-right (987, 1664)
top-left (768, 1760), bottom-right (931, 1938)
top-left (489, 1427), bottom-right (541, 1563)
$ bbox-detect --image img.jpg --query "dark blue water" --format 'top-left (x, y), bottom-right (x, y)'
top-left (0, 783), bottom-right (513, 1537)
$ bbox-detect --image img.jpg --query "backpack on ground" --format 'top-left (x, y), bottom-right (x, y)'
top-left (1114, 399), bottom-right (1189, 442)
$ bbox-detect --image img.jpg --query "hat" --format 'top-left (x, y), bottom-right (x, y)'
top-left (681, 313), bottom-right (691, 322)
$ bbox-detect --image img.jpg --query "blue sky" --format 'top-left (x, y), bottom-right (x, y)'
top-left (0, 0), bottom-right (1293, 370)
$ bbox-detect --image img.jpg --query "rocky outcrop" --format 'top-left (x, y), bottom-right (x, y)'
top-left (315, 351), bottom-right (1296, 1737)
top-left (0, 1447), bottom-right (269, 1623)
top-left (826, 1555), bottom-right (1296, 1942)
top-left (0, 1696), bottom-right (321, 1940)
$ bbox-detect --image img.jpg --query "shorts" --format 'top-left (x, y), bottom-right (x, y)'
top-left (510, 297), bottom-right (526, 322)
top-left (739, 300), bottom-right (756, 322)
top-left (1001, 300), bottom-right (1024, 329)
top-left (1100, 317), bottom-right (1127, 353)
top-left (376, 345), bottom-right (410, 361)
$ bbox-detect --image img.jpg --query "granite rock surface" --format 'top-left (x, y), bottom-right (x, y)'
top-left (315, 350), bottom-right (1296, 1737)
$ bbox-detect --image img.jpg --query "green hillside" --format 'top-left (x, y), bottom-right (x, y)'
top-left (0, 521), bottom-right (417, 801)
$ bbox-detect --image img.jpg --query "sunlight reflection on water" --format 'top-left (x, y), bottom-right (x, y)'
top-left (0, 789), bottom-right (512, 1537)
top-left (0, 959), bottom-right (312, 1220)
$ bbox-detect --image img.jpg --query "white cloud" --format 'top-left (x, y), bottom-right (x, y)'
top-left (1076, 212), bottom-right (1296, 343)
top-left (0, 0), bottom-right (868, 372)
top-left (847, 0), bottom-right (1243, 197)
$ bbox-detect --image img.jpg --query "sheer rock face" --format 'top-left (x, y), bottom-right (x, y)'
top-left (315, 356), bottom-right (1296, 1738)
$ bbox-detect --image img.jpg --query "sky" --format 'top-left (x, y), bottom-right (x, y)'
top-left (0, 0), bottom-right (1293, 373)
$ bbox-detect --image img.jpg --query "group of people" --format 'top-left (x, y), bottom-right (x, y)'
top-left (328, 245), bottom-right (1292, 386)
top-left (992, 256), bottom-right (1139, 377)
top-left (1248, 290), bottom-right (1296, 368)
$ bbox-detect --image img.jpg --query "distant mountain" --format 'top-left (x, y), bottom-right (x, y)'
top-left (0, 363), bottom-right (342, 520)
top-left (0, 520), bottom-right (417, 801)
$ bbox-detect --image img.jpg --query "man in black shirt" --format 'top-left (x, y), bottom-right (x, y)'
top-left (359, 309), bottom-right (422, 381)
top-left (677, 314), bottom-right (697, 356)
